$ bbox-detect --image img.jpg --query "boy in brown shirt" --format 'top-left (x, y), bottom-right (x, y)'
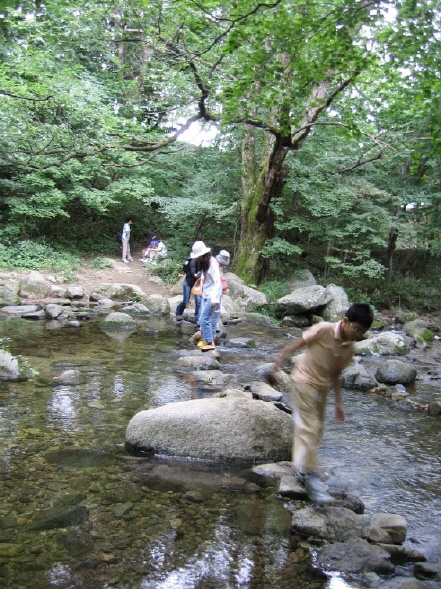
top-left (268, 303), bottom-right (373, 504)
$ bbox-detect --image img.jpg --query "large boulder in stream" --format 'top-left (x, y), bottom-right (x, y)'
top-left (222, 273), bottom-right (267, 312)
top-left (125, 397), bottom-right (294, 463)
top-left (275, 285), bottom-right (332, 317)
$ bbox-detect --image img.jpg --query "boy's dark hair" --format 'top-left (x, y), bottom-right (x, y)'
top-left (345, 303), bottom-right (374, 328)
top-left (125, 217), bottom-right (133, 223)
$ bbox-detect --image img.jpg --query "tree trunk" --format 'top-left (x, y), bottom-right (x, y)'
top-left (233, 128), bottom-right (288, 283)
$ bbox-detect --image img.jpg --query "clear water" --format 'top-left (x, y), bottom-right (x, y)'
top-left (0, 316), bottom-right (440, 589)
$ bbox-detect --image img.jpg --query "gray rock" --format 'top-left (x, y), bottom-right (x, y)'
top-left (285, 269), bottom-right (317, 290)
top-left (225, 337), bottom-right (256, 349)
top-left (126, 397), bottom-right (294, 464)
top-left (99, 312), bottom-right (137, 330)
top-left (254, 363), bottom-right (293, 393)
top-left (278, 474), bottom-right (308, 499)
top-left (252, 461), bottom-right (295, 479)
top-left (48, 285), bottom-right (68, 298)
top-left (428, 402), bottom-right (441, 415)
top-left (369, 513), bottom-right (407, 544)
top-left (95, 298), bottom-right (116, 309)
top-left (140, 294), bottom-right (170, 316)
top-left (379, 579), bottom-right (441, 589)
top-left (292, 505), bottom-right (368, 541)
top-left (22, 310), bottom-right (46, 320)
top-left (121, 302), bottom-right (151, 316)
top-left (376, 360), bottom-right (417, 385)
top-left (355, 332), bottom-right (410, 356)
top-left (281, 315), bottom-right (310, 328)
top-left (378, 543), bottom-right (427, 564)
top-left (223, 273), bottom-right (267, 312)
top-left (65, 286), bottom-right (84, 299)
top-left (0, 349), bottom-right (20, 380)
top-left (54, 369), bottom-right (82, 385)
top-left (250, 381), bottom-right (283, 402)
top-left (0, 304), bottom-right (40, 316)
top-left (322, 284), bottom-right (350, 322)
top-left (341, 362), bottom-right (378, 390)
top-left (176, 354), bottom-right (220, 371)
top-left (18, 271), bottom-right (49, 299)
top-left (291, 506), bottom-right (407, 544)
top-left (275, 285), bottom-right (332, 317)
top-left (317, 538), bottom-right (395, 575)
top-left (403, 320), bottom-right (434, 346)
top-left (414, 562), bottom-right (441, 581)
top-left (91, 283), bottom-right (170, 314)
top-left (191, 370), bottom-right (227, 387)
top-left (0, 282), bottom-right (20, 305)
top-left (45, 303), bottom-right (64, 319)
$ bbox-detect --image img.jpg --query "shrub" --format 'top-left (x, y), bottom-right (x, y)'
top-left (0, 240), bottom-right (80, 277)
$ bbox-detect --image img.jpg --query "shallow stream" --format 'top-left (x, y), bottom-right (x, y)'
top-left (0, 316), bottom-right (440, 589)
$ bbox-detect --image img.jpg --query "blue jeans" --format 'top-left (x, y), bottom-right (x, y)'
top-left (200, 297), bottom-right (221, 344)
top-left (176, 280), bottom-right (201, 321)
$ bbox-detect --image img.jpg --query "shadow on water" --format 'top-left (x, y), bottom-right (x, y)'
top-left (0, 316), bottom-right (440, 589)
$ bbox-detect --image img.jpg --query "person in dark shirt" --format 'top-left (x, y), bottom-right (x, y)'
top-left (175, 244), bottom-right (202, 323)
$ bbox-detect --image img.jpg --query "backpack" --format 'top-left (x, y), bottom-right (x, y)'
top-left (182, 258), bottom-right (197, 286)
top-left (116, 227), bottom-right (123, 243)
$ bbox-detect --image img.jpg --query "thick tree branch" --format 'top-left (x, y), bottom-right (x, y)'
top-left (1, 90), bottom-right (53, 102)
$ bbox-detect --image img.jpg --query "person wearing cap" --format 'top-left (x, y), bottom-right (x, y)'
top-left (214, 250), bottom-right (230, 332)
top-left (190, 240), bottom-right (221, 351)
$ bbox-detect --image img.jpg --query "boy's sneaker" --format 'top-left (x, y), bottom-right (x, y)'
top-left (197, 339), bottom-right (208, 348)
top-left (200, 343), bottom-right (216, 351)
top-left (303, 472), bottom-right (335, 505)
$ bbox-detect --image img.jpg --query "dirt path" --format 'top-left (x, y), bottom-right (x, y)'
top-left (69, 255), bottom-right (173, 297)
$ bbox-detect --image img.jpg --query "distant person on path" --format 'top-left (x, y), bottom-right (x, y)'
top-left (192, 241), bottom-right (222, 351)
top-left (148, 239), bottom-right (167, 263)
top-left (122, 218), bottom-right (133, 263)
top-left (141, 236), bottom-right (159, 260)
top-left (267, 303), bottom-right (373, 504)
top-left (175, 246), bottom-right (202, 323)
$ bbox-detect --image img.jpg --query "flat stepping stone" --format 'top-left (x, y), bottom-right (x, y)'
top-left (278, 474), bottom-right (308, 499)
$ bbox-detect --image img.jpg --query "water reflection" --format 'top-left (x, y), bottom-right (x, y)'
top-left (49, 387), bottom-right (80, 430)
top-left (0, 317), bottom-right (440, 589)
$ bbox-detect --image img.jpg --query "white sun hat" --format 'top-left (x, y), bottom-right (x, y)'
top-left (190, 240), bottom-right (211, 258)
top-left (216, 250), bottom-right (230, 266)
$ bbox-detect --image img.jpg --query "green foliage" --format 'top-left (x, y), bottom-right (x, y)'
top-left (345, 273), bottom-right (441, 313)
top-left (144, 257), bottom-right (183, 285)
top-left (0, 240), bottom-right (80, 275)
top-left (260, 238), bottom-right (302, 259)
top-left (256, 279), bottom-right (292, 319)
top-left (90, 257), bottom-right (113, 270)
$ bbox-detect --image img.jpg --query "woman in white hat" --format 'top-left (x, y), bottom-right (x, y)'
top-left (191, 241), bottom-right (221, 351)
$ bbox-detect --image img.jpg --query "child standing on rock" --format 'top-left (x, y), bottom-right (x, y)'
top-left (267, 303), bottom-right (373, 504)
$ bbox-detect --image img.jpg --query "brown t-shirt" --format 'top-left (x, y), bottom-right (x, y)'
top-left (292, 321), bottom-right (353, 392)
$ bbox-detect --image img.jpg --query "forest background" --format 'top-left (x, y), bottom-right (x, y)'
top-left (0, 0), bottom-right (440, 314)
